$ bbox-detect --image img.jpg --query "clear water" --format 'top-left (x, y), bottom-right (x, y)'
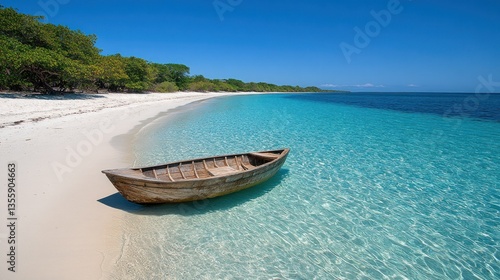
top-left (110, 93), bottom-right (500, 279)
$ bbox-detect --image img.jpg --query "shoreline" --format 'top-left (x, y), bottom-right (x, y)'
top-left (115, 97), bottom-right (218, 167)
top-left (0, 92), bottom-right (245, 129)
top-left (0, 91), bottom-right (261, 279)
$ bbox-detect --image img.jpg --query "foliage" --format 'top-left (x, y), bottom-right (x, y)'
top-left (0, 7), bottom-right (99, 93)
top-left (187, 76), bottom-right (238, 92)
top-left (225, 79), bottom-right (246, 91)
top-left (95, 55), bottom-right (129, 91)
top-left (189, 80), bottom-right (218, 92)
top-left (123, 57), bottom-right (151, 92)
top-left (149, 63), bottom-right (190, 90)
top-left (211, 79), bottom-right (237, 92)
top-left (153, 81), bottom-right (178, 93)
top-left (0, 35), bottom-right (27, 90)
top-left (165, 64), bottom-right (190, 90)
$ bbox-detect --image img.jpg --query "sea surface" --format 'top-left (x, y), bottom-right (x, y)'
top-left (110, 92), bottom-right (500, 279)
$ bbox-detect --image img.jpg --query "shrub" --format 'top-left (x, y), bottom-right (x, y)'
top-left (153, 81), bottom-right (179, 93)
top-left (189, 81), bottom-right (217, 92)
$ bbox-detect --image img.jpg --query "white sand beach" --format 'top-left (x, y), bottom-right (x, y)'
top-left (0, 92), bottom-right (257, 279)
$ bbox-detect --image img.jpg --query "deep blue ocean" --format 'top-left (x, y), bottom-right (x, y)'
top-left (111, 92), bottom-right (500, 279)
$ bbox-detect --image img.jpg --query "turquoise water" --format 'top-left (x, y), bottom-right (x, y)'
top-left (111, 93), bottom-right (500, 279)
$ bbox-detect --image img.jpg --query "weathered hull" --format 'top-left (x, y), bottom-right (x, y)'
top-left (102, 149), bottom-right (289, 204)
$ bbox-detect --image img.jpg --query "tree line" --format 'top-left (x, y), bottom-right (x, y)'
top-left (0, 7), bottom-right (336, 94)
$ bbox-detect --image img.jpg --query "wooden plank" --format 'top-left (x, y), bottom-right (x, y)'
top-left (234, 156), bottom-right (241, 170)
top-left (240, 157), bottom-right (254, 170)
top-left (166, 166), bottom-right (175, 182)
top-left (192, 161), bottom-right (200, 178)
top-left (241, 163), bottom-right (250, 170)
top-left (178, 163), bottom-right (186, 179)
top-left (249, 152), bottom-right (280, 160)
top-left (152, 169), bottom-right (158, 179)
top-left (208, 166), bottom-right (237, 176)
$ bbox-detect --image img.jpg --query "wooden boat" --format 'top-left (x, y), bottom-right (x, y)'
top-left (102, 148), bottom-right (290, 204)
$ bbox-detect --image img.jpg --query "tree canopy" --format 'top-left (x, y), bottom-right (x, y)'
top-left (0, 7), bottom-right (340, 94)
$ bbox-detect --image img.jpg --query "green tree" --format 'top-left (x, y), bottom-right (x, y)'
top-left (153, 81), bottom-right (178, 93)
top-left (190, 75), bottom-right (208, 83)
top-left (0, 7), bottom-right (100, 93)
top-left (0, 35), bottom-right (29, 90)
top-left (148, 63), bottom-right (190, 91)
top-left (189, 80), bottom-right (218, 92)
top-left (95, 55), bottom-right (129, 91)
top-left (0, 7), bottom-right (47, 48)
top-left (225, 79), bottom-right (246, 91)
top-left (123, 57), bottom-right (151, 92)
top-left (165, 64), bottom-right (190, 90)
top-left (211, 79), bottom-right (236, 92)
top-left (42, 23), bottom-right (100, 64)
top-left (304, 86), bottom-right (322, 92)
top-left (149, 63), bottom-right (171, 84)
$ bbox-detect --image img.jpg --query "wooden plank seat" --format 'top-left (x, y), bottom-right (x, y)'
top-left (249, 152), bottom-right (280, 161)
top-left (208, 166), bottom-right (239, 176)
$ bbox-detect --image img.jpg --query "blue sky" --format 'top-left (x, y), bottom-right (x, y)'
top-left (2, 0), bottom-right (500, 92)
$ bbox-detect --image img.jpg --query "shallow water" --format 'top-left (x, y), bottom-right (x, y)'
top-left (110, 93), bottom-right (500, 279)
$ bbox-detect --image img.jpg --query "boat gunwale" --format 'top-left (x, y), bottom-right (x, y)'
top-left (101, 148), bottom-right (289, 184)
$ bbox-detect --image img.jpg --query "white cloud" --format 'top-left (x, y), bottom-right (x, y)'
top-left (322, 83), bottom-right (385, 88)
top-left (359, 83), bottom-right (375, 87)
top-left (321, 84), bottom-right (341, 88)
top-left (407, 84), bottom-right (419, 87)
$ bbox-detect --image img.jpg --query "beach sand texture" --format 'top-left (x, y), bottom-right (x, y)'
top-left (0, 92), bottom-right (253, 279)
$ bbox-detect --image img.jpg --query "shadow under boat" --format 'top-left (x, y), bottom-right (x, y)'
top-left (98, 169), bottom-right (290, 216)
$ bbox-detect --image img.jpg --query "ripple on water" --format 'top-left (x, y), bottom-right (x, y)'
top-left (110, 94), bottom-right (500, 279)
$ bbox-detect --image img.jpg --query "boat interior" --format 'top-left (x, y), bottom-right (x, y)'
top-left (140, 151), bottom-right (282, 182)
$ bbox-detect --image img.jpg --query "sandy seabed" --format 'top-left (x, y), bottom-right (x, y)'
top-left (0, 91), bottom-right (259, 279)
